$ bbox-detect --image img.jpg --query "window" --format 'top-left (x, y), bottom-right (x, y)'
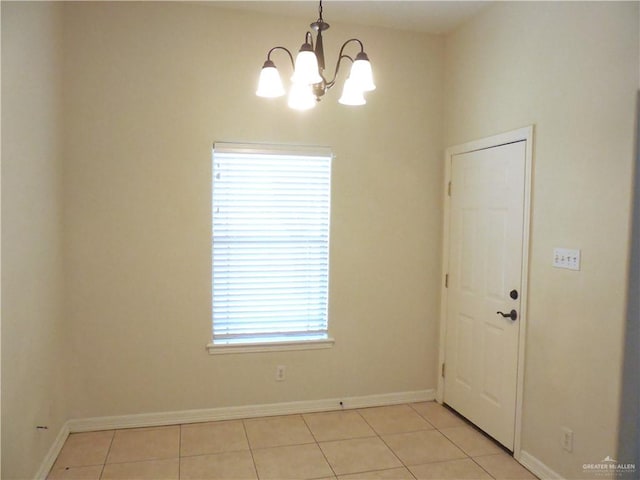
top-left (209, 143), bottom-right (333, 353)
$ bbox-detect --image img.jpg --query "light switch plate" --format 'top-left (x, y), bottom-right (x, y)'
top-left (553, 248), bottom-right (581, 271)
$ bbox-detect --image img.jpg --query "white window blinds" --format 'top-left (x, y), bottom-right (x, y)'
top-left (212, 143), bottom-right (332, 346)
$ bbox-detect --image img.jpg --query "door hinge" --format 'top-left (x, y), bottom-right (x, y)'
top-left (447, 181), bottom-right (451, 196)
top-left (445, 273), bottom-right (449, 288)
top-left (441, 363), bottom-right (446, 378)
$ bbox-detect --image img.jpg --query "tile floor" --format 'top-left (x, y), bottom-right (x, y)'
top-left (48, 402), bottom-right (538, 480)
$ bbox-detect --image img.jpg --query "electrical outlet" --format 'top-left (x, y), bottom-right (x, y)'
top-left (275, 365), bottom-right (286, 381)
top-left (561, 427), bottom-right (574, 452)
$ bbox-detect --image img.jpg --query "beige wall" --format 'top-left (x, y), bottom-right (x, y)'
top-left (444, 2), bottom-right (639, 478)
top-left (62, 2), bottom-right (444, 419)
top-left (1, 2), bottom-right (68, 478)
top-left (618, 93), bottom-right (639, 477)
top-left (3, 1), bottom-right (638, 478)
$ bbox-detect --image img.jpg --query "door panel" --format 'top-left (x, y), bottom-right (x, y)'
top-left (444, 140), bottom-right (526, 450)
top-left (455, 314), bottom-right (474, 389)
top-left (482, 321), bottom-right (505, 406)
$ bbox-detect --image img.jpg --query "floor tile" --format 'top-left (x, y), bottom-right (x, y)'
top-left (252, 443), bottom-right (334, 479)
top-left (101, 458), bottom-right (179, 480)
top-left (382, 429), bottom-right (467, 466)
top-left (303, 410), bottom-right (375, 441)
top-left (473, 453), bottom-right (537, 479)
top-left (180, 420), bottom-right (248, 457)
top-left (410, 458), bottom-right (493, 479)
top-left (358, 404), bottom-right (433, 435)
top-left (179, 450), bottom-right (257, 480)
top-left (49, 403), bottom-right (541, 480)
top-left (244, 415), bottom-right (315, 449)
top-left (47, 465), bottom-right (103, 480)
top-left (338, 466), bottom-right (414, 479)
top-left (319, 437), bottom-right (402, 475)
top-left (53, 431), bottom-right (114, 469)
top-left (440, 425), bottom-right (503, 456)
top-left (410, 402), bottom-right (467, 429)
top-left (106, 426), bottom-right (180, 464)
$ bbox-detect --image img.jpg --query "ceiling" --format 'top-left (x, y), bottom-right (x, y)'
top-left (213, 1), bottom-right (493, 35)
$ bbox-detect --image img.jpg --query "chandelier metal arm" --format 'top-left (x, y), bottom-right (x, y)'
top-left (266, 46), bottom-right (296, 70)
top-left (323, 38), bottom-right (365, 89)
top-left (325, 54), bottom-right (353, 90)
top-left (338, 38), bottom-right (365, 56)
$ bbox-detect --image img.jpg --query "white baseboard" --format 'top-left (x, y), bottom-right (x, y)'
top-left (34, 422), bottom-right (70, 480)
top-left (38, 389), bottom-right (433, 478)
top-left (519, 450), bottom-right (564, 480)
top-left (67, 389), bottom-right (435, 433)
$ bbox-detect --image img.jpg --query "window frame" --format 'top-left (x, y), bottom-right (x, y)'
top-left (207, 142), bottom-right (334, 355)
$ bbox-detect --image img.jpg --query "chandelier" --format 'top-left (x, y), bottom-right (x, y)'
top-left (256, 0), bottom-right (376, 110)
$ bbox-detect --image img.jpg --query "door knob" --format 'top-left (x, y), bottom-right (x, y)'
top-left (497, 310), bottom-right (518, 321)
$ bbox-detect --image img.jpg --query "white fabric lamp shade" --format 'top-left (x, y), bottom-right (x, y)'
top-left (349, 54), bottom-right (376, 92)
top-left (256, 62), bottom-right (285, 98)
top-left (338, 77), bottom-right (366, 106)
top-left (291, 49), bottom-right (323, 85)
top-left (288, 82), bottom-right (317, 110)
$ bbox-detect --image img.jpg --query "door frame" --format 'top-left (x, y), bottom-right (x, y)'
top-left (436, 126), bottom-right (534, 459)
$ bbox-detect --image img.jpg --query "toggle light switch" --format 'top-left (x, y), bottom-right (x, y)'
top-left (553, 248), bottom-right (581, 271)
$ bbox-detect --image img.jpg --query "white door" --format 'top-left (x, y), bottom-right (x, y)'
top-left (443, 140), bottom-right (526, 450)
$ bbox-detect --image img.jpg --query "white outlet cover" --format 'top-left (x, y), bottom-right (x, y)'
top-left (561, 427), bottom-right (574, 452)
top-left (553, 248), bottom-right (581, 271)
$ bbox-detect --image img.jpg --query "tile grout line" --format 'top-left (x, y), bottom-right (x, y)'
top-left (178, 424), bottom-right (182, 479)
top-left (469, 455), bottom-right (498, 480)
top-left (428, 425), bottom-right (491, 479)
top-left (354, 407), bottom-right (418, 479)
top-left (374, 433), bottom-right (419, 479)
top-left (98, 430), bottom-right (116, 479)
top-left (395, 404), bottom-right (495, 479)
top-left (241, 419), bottom-right (260, 480)
top-left (300, 412), bottom-right (338, 479)
top-left (408, 402), bottom-right (504, 479)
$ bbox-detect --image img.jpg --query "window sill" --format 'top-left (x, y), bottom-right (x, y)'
top-left (207, 338), bottom-right (335, 355)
